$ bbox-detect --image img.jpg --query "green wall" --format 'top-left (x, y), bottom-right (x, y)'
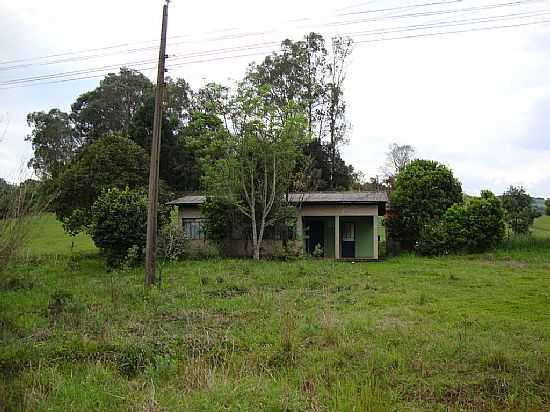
top-left (303, 216), bottom-right (374, 258)
top-left (340, 216), bottom-right (374, 258)
top-left (324, 219), bottom-right (335, 258)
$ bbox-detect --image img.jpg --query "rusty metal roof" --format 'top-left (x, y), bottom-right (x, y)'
top-left (288, 191), bottom-right (388, 204)
top-left (168, 191), bottom-right (388, 206)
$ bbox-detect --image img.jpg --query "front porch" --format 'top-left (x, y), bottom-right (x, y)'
top-left (297, 211), bottom-right (379, 260)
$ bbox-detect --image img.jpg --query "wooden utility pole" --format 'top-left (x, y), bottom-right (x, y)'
top-left (145, 1), bottom-right (169, 286)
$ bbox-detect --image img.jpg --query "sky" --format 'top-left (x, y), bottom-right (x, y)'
top-left (1, 0), bottom-right (549, 197)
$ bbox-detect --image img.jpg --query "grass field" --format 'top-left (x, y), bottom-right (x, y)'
top-left (1, 215), bottom-right (549, 411)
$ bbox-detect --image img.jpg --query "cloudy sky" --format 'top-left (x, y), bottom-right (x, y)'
top-left (1, 0), bottom-right (549, 197)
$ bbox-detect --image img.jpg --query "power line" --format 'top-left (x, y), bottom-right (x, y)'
top-left (1, 0), bottom-right (545, 69)
top-left (1, 9), bottom-right (549, 90)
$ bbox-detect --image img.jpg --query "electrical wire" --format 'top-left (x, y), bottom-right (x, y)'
top-left (1, 3), bottom-right (549, 90)
top-left (0, 0), bottom-right (545, 69)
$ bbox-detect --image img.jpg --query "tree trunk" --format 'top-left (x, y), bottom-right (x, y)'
top-left (253, 243), bottom-right (260, 260)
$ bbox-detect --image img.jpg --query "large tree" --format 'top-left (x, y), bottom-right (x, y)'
top-left (52, 135), bottom-right (148, 234)
top-left (26, 109), bottom-right (79, 179)
top-left (71, 68), bottom-right (153, 143)
top-left (203, 84), bottom-right (307, 260)
top-left (386, 159), bottom-right (463, 250)
top-left (246, 33), bottom-right (354, 190)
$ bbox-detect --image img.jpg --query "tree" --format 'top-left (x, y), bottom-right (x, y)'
top-left (380, 143), bottom-right (416, 187)
top-left (324, 36), bottom-right (353, 187)
top-left (501, 186), bottom-right (537, 234)
top-left (71, 68), bottom-right (153, 143)
top-left (26, 109), bottom-right (79, 179)
top-left (193, 82), bottom-right (231, 128)
top-left (88, 187), bottom-right (148, 266)
top-left (51, 135), bottom-right (148, 234)
top-left (418, 190), bottom-right (505, 255)
top-left (545, 199), bottom-right (550, 216)
top-left (385, 159), bottom-right (463, 250)
top-left (203, 85), bottom-right (308, 260)
top-left (246, 33), bottom-right (354, 190)
top-left (129, 95), bottom-right (199, 192)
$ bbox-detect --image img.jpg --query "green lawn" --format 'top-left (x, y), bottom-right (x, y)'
top-left (24, 213), bottom-right (96, 256)
top-left (533, 215), bottom-right (550, 238)
top-left (1, 215), bottom-right (549, 411)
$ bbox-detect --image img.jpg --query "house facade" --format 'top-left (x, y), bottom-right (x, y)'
top-left (169, 192), bottom-right (388, 260)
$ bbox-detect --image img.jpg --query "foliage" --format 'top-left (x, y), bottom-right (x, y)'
top-left (129, 96), bottom-right (200, 191)
top-left (444, 190), bottom-right (505, 252)
top-left (386, 159), bottom-right (463, 250)
top-left (416, 220), bottom-right (451, 256)
top-left (0, 182), bottom-right (42, 270)
top-left (87, 187), bottom-right (148, 266)
top-left (417, 190), bottom-right (505, 255)
top-left (52, 135), bottom-right (148, 235)
top-left (501, 186), bottom-right (537, 234)
top-left (157, 220), bottom-right (187, 263)
top-left (200, 197), bottom-right (246, 247)
top-left (25, 109), bottom-right (80, 179)
top-left (246, 33), bottom-right (355, 190)
top-left (545, 199), bottom-right (550, 216)
top-left (71, 68), bottom-right (153, 143)
top-left (203, 82), bottom-right (308, 260)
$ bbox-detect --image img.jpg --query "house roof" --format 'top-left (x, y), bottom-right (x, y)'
top-left (168, 191), bottom-right (388, 206)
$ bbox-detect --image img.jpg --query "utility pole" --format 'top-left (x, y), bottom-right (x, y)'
top-left (145, 1), bottom-right (169, 286)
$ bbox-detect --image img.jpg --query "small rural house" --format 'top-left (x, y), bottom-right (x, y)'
top-left (169, 192), bottom-right (388, 260)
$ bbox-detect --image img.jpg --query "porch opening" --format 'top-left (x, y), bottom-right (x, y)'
top-left (303, 217), bottom-right (335, 258)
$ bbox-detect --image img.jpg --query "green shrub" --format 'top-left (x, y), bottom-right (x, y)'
top-left (501, 186), bottom-right (537, 234)
top-left (417, 220), bottom-right (450, 256)
top-left (417, 190), bottom-right (505, 255)
top-left (157, 222), bottom-right (187, 262)
top-left (385, 159), bottom-right (462, 250)
top-left (445, 190), bottom-right (505, 252)
top-left (88, 187), bottom-right (148, 266)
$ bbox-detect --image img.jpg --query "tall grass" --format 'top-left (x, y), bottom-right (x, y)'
top-left (0, 182), bottom-right (43, 271)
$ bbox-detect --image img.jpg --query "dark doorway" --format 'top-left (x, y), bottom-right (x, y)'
top-left (306, 220), bottom-right (324, 256)
top-left (341, 222), bottom-right (355, 258)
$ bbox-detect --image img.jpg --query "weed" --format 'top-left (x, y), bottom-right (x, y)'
top-left (0, 275), bottom-right (33, 291)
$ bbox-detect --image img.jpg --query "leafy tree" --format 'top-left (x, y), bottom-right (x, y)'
top-left (129, 95), bottom-right (200, 192)
top-left (324, 36), bottom-right (353, 186)
top-left (193, 82), bottom-right (231, 128)
top-left (545, 199), bottom-right (550, 216)
top-left (417, 191), bottom-right (505, 255)
top-left (203, 84), bottom-right (308, 260)
top-left (71, 68), bottom-right (153, 143)
top-left (246, 33), bottom-right (354, 190)
top-left (88, 187), bottom-right (148, 266)
top-left (501, 186), bottom-right (537, 234)
top-left (386, 159), bottom-right (463, 250)
top-left (200, 197), bottom-right (248, 247)
top-left (302, 140), bottom-right (356, 190)
top-left (26, 109), bottom-right (80, 179)
top-left (52, 135), bottom-right (148, 234)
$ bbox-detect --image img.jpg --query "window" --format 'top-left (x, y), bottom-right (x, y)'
top-left (342, 223), bottom-right (355, 241)
top-left (182, 218), bottom-right (205, 240)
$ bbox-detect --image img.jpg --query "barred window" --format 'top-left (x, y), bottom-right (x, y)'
top-left (182, 218), bottom-right (205, 240)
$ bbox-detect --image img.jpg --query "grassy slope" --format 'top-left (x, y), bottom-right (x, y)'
top-left (24, 213), bottom-right (96, 256)
top-left (0, 215), bottom-right (549, 411)
top-left (533, 215), bottom-right (550, 238)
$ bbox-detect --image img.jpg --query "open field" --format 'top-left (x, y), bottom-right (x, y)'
top-left (1, 215), bottom-right (549, 411)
